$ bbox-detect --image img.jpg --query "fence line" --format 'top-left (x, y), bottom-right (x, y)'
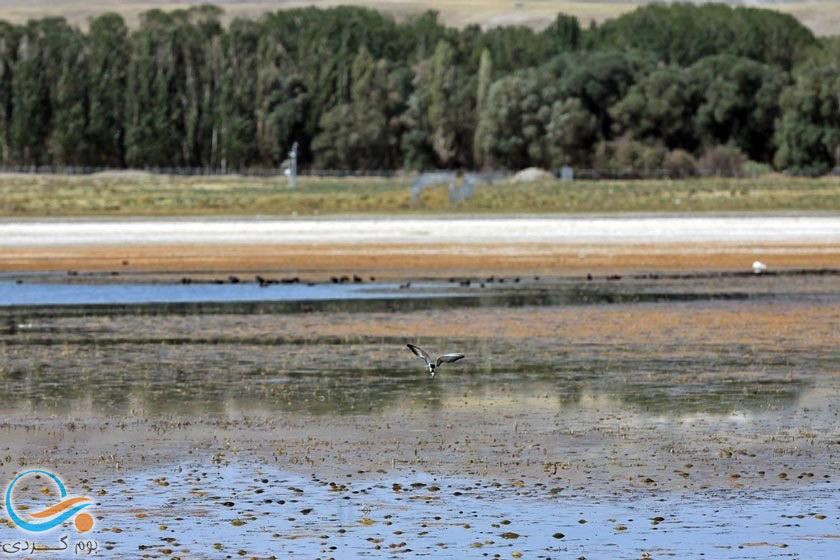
top-left (0, 165), bottom-right (835, 179)
top-left (0, 165), bottom-right (404, 177)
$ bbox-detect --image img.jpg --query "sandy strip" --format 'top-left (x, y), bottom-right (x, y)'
top-left (2, 242), bottom-right (840, 278)
top-left (1, 216), bottom-right (839, 277)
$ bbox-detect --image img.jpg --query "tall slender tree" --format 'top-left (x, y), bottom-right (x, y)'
top-left (473, 48), bottom-right (493, 168)
top-left (125, 10), bottom-right (182, 166)
top-left (87, 13), bottom-right (129, 166)
top-left (217, 18), bottom-right (259, 170)
top-left (50, 24), bottom-right (89, 165)
top-left (11, 18), bottom-right (85, 165)
top-left (254, 23), bottom-right (307, 167)
top-left (0, 22), bottom-right (19, 164)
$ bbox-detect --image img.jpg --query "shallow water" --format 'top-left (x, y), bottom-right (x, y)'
top-left (2, 270), bottom-right (834, 311)
top-left (0, 274), bottom-right (837, 417)
top-left (3, 463), bottom-right (838, 559)
top-left (0, 281), bottom-right (456, 306)
top-left (1, 274), bottom-right (839, 558)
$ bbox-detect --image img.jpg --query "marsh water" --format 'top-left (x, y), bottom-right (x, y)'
top-left (5, 463), bottom-right (837, 559)
top-left (1, 272), bottom-right (835, 414)
top-left (1, 272), bottom-right (839, 558)
top-left (0, 280), bottom-right (458, 306)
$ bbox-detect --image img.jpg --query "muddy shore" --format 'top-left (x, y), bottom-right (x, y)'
top-left (1, 278), bottom-right (838, 491)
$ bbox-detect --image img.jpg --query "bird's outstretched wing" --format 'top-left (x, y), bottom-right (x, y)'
top-left (407, 343), bottom-right (432, 365)
top-left (436, 353), bottom-right (465, 367)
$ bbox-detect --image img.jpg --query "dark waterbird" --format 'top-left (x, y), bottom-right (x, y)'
top-left (406, 343), bottom-right (465, 377)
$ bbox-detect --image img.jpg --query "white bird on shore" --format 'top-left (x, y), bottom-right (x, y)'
top-left (406, 343), bottom-right (465, 377)
top-left (752, 260), bottom-right (767, 274)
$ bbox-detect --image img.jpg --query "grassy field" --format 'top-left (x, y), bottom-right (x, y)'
top-left (0, 1), bottom-right (839, 36)
top-left (1, 171), bottom-right (839, 216)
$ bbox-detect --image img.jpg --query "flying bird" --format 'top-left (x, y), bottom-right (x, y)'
top-left (406, 343), bottom-right (465, 377)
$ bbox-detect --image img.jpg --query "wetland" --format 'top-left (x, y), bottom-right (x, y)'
top-left (1, 271), bottom-right (839, 558)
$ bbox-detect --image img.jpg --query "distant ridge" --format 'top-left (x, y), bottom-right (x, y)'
top-left (0, 1), bottom-right (837, 35)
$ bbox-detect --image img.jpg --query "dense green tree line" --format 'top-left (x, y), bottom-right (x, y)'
top-left (0, 3), bottom-right (835, 174)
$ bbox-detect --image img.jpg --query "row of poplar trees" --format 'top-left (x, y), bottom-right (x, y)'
top-left (0, 3), bottom-right (836, 174)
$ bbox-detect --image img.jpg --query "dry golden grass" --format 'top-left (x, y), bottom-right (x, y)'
top-left (2, 172), bottom-right (839, 217)
top-left (0, 1), bottom-right (838, 35)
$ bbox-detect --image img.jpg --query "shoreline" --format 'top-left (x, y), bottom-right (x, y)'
top-left (3, 242), bottom-right (840, 280)
top-left (2, 215), bottom-right (838, 279)
top-left (2, 215), bottom-right (839, 556)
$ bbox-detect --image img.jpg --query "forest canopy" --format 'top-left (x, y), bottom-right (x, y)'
top-left (0, 3), bottom-right (835, 175)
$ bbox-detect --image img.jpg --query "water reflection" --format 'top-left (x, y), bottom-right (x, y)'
top-left (0, 274), bottom-right (837, 417)
top-left (0, 349), bottom-right (813, 417)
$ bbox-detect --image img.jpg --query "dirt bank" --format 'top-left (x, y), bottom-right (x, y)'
top-left (3, 241), bottom-right (840, 281)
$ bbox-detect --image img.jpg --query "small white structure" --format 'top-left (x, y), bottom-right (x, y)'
top-left (510, 167), bottom-right (554, 183)
top-left (752, 260), bottom-right (767, 274)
